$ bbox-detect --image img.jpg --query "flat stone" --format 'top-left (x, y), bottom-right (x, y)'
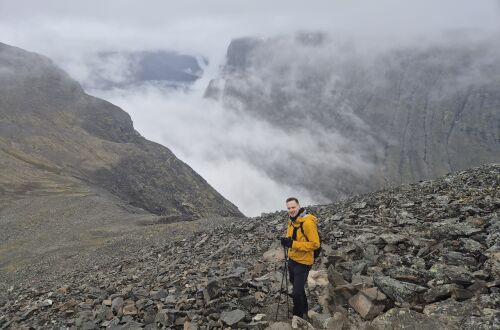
top-left (324, 312), bottom-right (348, 330)
top-left (360, 287), bottom-right (387, 302)
top-left (252, 314), bottom-right (267, 322)
top-left (110, 321), bottom-right (144, 330)
top-left (245, 321), bottom-right (269, 329)
top-left (428, 264), bottom-right (474, 286)
top-left (81, 321), bottom-right (95, 330)
top-left (221, 309), bottom-right (245, 326)
top-left (348, 293), bottom-right (385, 320)
top-left (255, 291), bottom-right (266, 303)
top-left (307, 269), bottom-right (329, 289)
top-left (467, 280), bottom-right (489, 294)
top-left (291, 316), bottom-right (315, 330)
top-left (203, 279), bottom-right (221, 302)
top-left (111, 297), bottom-right (124, 314)
top-left (444, 251), bottom-right (477, 266)
top-left (422, 284), bottom-right (461, 303)
top-left (459, 238), bottom-right (485, 253)
top-left (239, 295), bottom-right (257, 309)
top-left (266, 322), bottom-right (292, 330)
top-left (380, 234), bottom-right (406, 245)
top-left (155, 310), bottom-right (170, 326)
top-left (451, 288), bottom-right (474, 301)
top-left (122, 303), bottom-right (138, 315)
top-left (386, 266), bottom-right (432, 285)
top-left (351, 274), bottom-right (374, 289)
top-left (150, 290), bottom-right (167, 300)
top-left (370, 308), bottom-right (453, 330)
top-left (327, 266), bottom-right (349, 287)
top-left (183, 320), bottom-right (199, 330)
top-left (308, 312), bottom-right (330, 329)
top-left (263, 246), bottom-right (285, 263)
top-left (423, 297), bottom-right (483, 326)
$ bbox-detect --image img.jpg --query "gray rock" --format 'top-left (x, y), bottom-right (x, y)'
top-left (386, 266), bottom-right (432, 285)
top-left (428, 264), bottom-right (474, 286)
top-left (221, 309), bottom-right (246, 326)
top-left (348, 293), bottom-right (385, 320)
top-left (291, 316), bottom-right (315, 330)
top-left (370, 308), bottom-right (453, 330)
top-left (379, 234), bottom-right (406, 245)
top-left (460, 238), bottom-right (485, 253)
top-left (443, 251), bottom-right (477, 267)
top-left (265, 321), bottom-right (293, 330)
top-left (423, 297), bottom-right (484, 327)
top-left (203, 279), bottom-right (222, 302)
top-left (373, 274), bottom-right (427, 303)
top-left (111, 297), bottom-right (124, 314)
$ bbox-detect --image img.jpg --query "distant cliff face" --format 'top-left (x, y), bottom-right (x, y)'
top-left (0, 42), bottom-right (241, 219)
top-left (81, 50), bottom-right (204, 90)
top-left (205, 34), bottom-right (500, 201)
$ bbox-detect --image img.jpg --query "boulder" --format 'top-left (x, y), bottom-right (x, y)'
top-left (373, 274), bottom-right (426, 304)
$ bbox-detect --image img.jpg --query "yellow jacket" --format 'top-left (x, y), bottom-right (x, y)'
top-left (286, 210), bottom-right (320, 266)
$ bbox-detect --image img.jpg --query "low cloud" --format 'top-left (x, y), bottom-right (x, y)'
top-left (88, 80), bottom-right (330, 216)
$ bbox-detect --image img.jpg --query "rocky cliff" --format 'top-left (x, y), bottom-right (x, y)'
top-left (205, 34), bottom-right (500, 202)
top-left (1, 164), bottom-right (498, 329)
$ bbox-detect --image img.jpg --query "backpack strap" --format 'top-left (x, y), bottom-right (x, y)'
top-left (291, 225), bottom-right (299, 240)
top-left (299, 222), bottom-right (310, 242)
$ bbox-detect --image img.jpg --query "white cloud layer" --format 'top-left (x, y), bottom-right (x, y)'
top-left (88, 80), bottom-right (328, 216)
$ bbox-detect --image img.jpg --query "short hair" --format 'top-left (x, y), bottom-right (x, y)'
top-left (286, 197), bottom-right (299, 204)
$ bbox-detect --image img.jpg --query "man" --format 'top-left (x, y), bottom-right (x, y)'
top-left (280, 197), bottom-right (320, 319)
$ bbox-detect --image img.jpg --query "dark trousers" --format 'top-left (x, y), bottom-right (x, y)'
top-left (288, 258), bottom-right (311, 318)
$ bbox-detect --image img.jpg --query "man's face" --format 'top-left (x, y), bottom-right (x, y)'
top-left (287, 200), bottom-right (300, 218)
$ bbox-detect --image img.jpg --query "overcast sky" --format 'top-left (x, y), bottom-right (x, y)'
top-left (1, 1), bottom-right (499, 216)
top-left (1, 0), bottom-right (499, 64)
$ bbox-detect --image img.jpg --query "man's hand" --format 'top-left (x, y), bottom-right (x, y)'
top-left (280, 237), bottom-right (293, 248)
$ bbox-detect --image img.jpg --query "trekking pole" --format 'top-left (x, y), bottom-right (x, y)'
top-left (275, 245), bottom-right (290, 321)
top-left (284, 247), bottom-right (290, 319)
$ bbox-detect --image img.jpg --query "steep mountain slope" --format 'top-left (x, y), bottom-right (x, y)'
top-left (0, 42), bottom-right (240, 219)
top-left (1, 164), bottom-right (498, 329)
top-left (205, 33), bottom-right (500, 202)
top-left (0, 42), bottom-right (241, 273)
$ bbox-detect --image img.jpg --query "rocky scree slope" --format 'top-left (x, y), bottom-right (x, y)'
top-left (205, 34), bottom-right (500, 203)
top-left (1, 163), bottom-right (498, 329)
